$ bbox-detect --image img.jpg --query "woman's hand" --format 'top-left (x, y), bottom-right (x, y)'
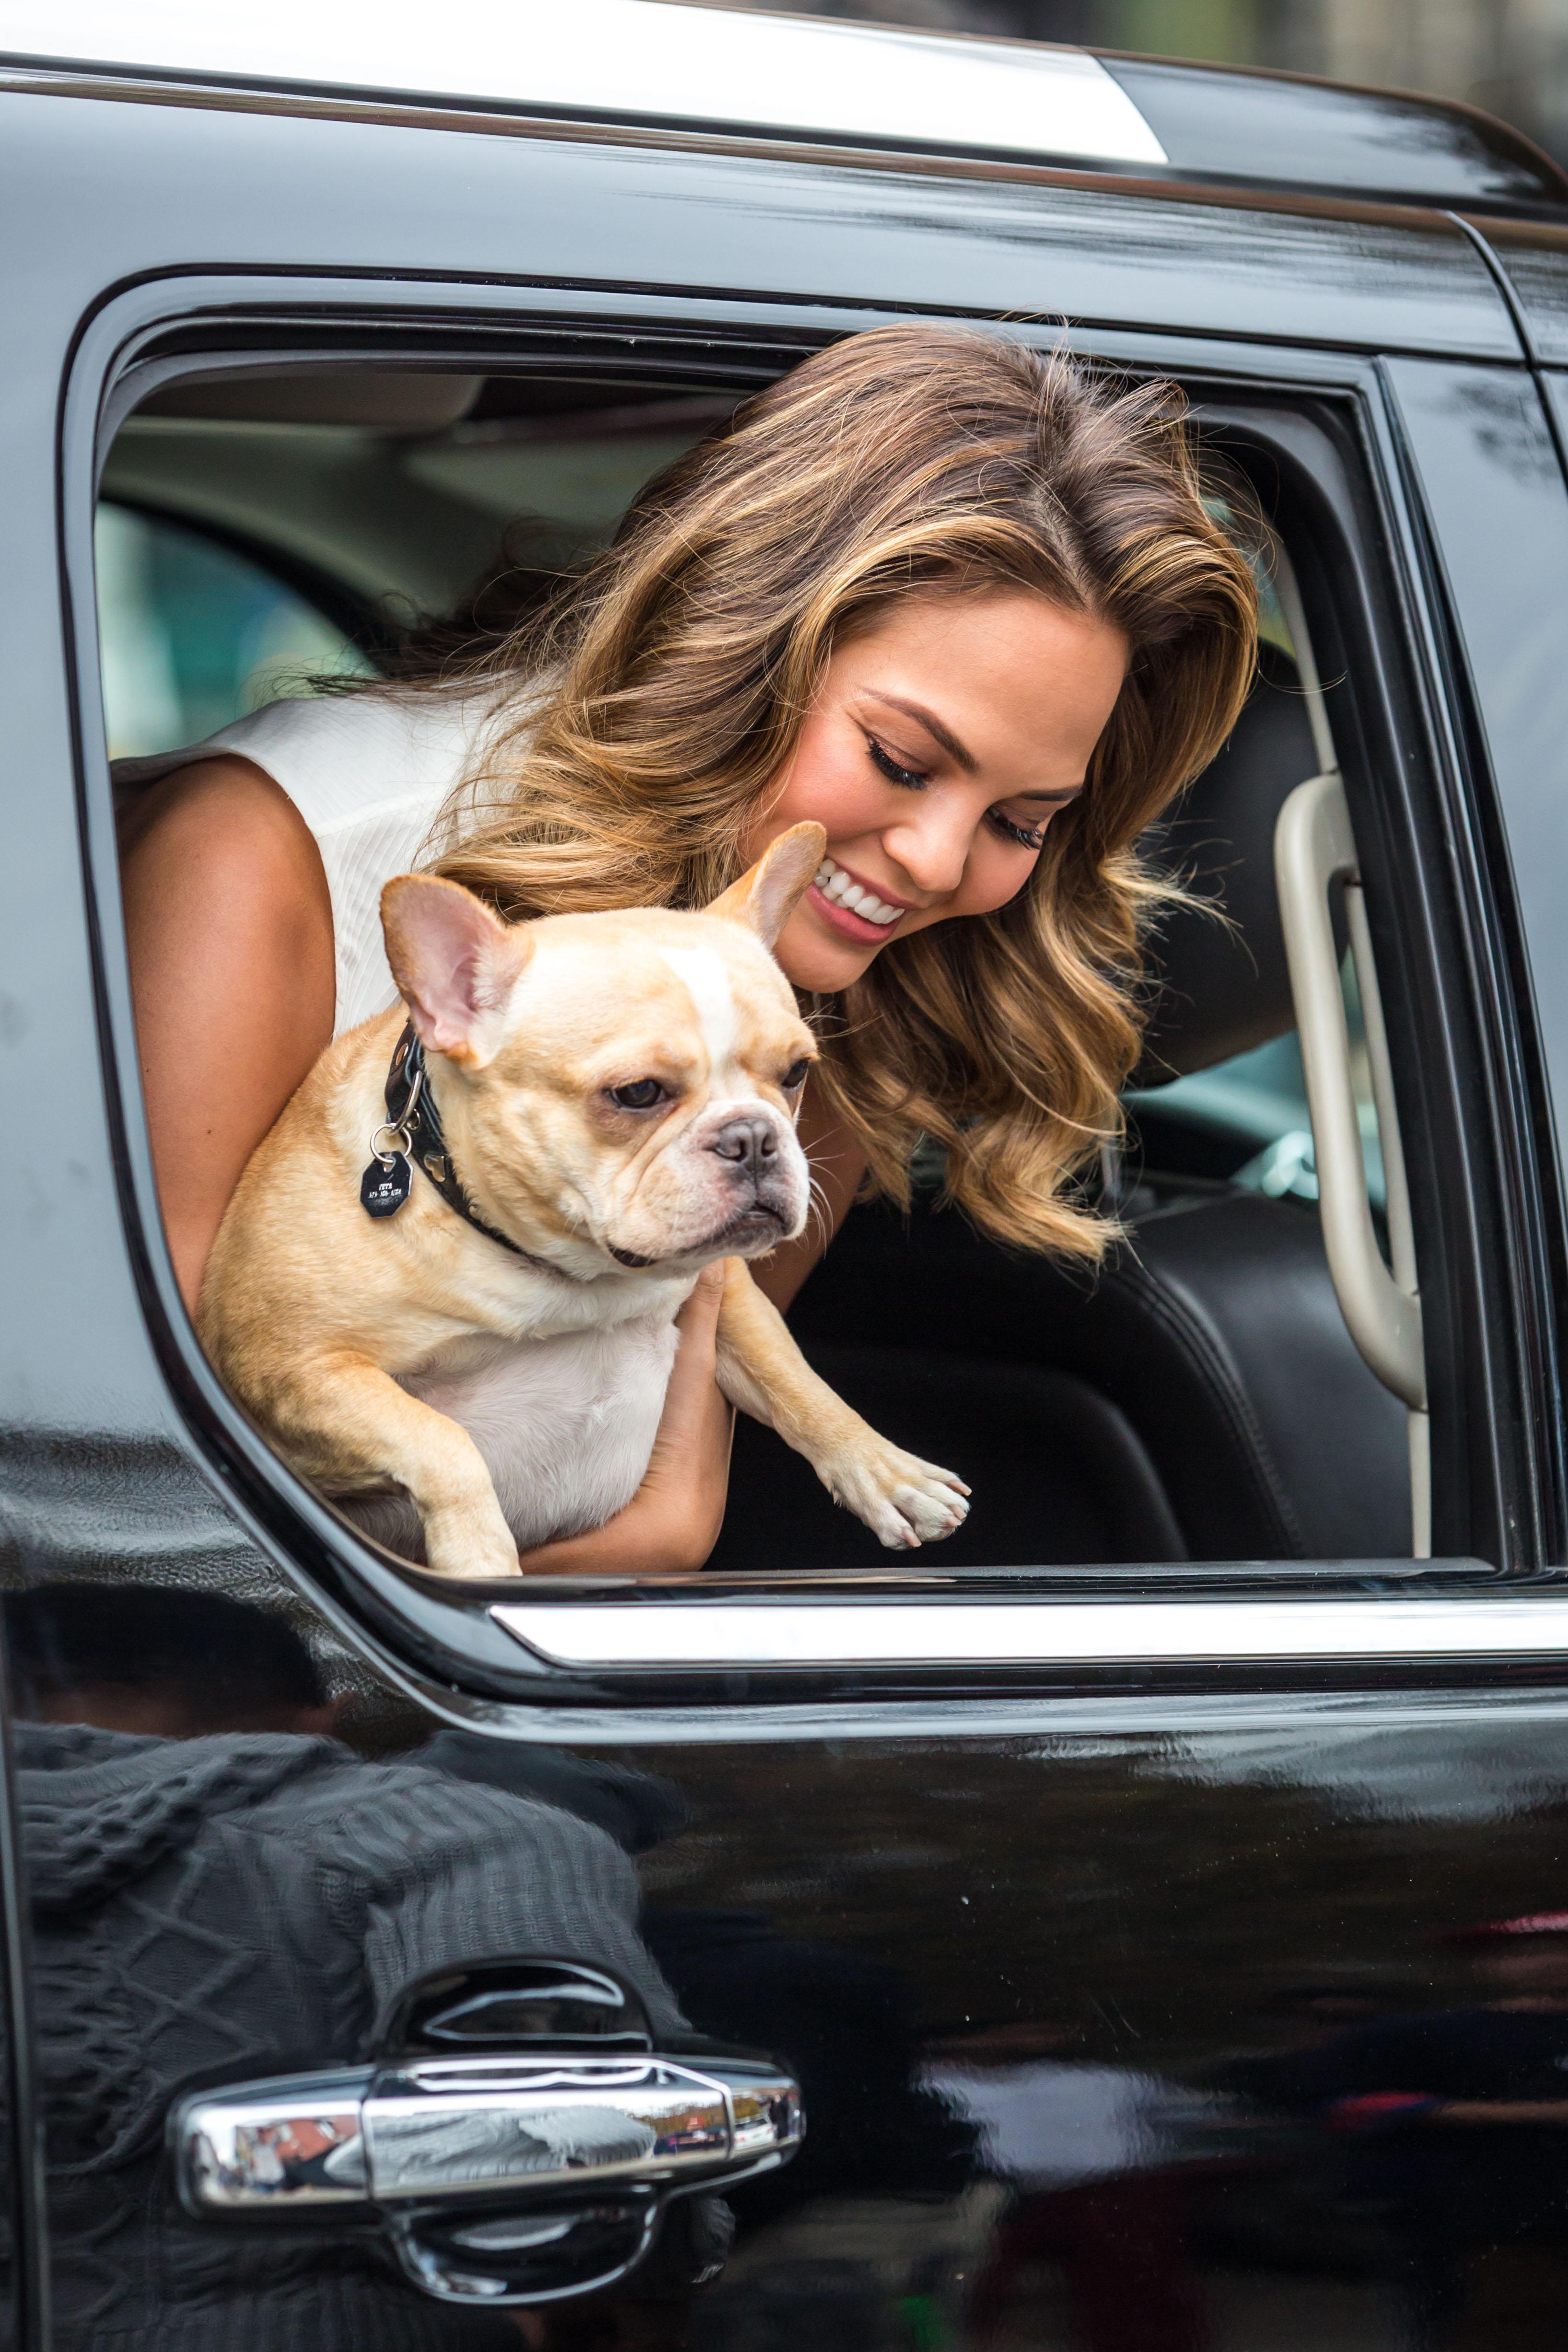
top-left (626, 1263), bottom-right (737, 1563)
top-left (513, 1265), bottom-right (734, 1577)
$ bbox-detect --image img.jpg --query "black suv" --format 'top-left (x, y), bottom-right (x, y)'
top-left (6, 6), bottom-right (1568, 2346)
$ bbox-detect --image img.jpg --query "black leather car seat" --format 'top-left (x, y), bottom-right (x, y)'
top-left (707, 648), bottom-right (1412, 1572)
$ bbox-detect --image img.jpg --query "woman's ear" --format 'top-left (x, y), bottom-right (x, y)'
top-left (706, 822), bottom-right (827, 950)
top-left (380, 873), bottom-right (534, 1065)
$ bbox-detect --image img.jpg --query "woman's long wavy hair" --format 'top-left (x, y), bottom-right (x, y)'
top-left (424, 326), bottom-right (1259, 1259)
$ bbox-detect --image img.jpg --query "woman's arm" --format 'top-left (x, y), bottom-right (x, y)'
top-left (121, 760), bottom-right (732, 1574)
top-left (119, 757), bottom-right (337, 1315)
top-left (749, 1079), bottom-right (867, 1313)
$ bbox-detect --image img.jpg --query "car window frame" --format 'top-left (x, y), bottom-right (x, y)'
top-left (60, 270), bottom-right (1568, 1734)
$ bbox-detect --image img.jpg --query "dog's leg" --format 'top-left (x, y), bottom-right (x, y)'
top-left (715, 1259), bottom-right (969, 1550)
top-left (257, 1352), bottom-right (522, 1579)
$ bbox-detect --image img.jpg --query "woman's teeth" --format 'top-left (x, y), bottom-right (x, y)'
top-left (814, 857), bottom-right (902, 926)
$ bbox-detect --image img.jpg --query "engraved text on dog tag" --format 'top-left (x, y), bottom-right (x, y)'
top-left (361, 1154), bottom-right (412, 1218)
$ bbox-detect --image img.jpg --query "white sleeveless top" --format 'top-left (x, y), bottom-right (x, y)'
top-left (113, 687), bottom-right (518, 1037)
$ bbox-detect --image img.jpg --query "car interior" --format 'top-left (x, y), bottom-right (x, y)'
top-left (97, 361), bottom-right (1415, 1576)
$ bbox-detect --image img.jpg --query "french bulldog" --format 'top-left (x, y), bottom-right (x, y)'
top-left (197, 821), bottom-right (970, 1578)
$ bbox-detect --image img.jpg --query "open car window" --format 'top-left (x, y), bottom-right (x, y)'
top-left (73, 309), bottom-right (1538, 1712)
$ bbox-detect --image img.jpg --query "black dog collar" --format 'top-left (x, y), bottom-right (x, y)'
top-left (360, 1023), bottom-right (535, 1263)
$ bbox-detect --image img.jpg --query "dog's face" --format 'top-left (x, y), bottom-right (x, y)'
top-left (381, 826), bottom-right (825, 1276)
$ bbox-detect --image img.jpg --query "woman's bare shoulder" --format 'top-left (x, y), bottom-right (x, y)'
top-left (119, 754), bottom-right (333, 943)
top-left (120, 751), bottom-right (319, 868)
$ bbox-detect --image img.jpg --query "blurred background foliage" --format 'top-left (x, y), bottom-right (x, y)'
top-left (723, 0), bottom-right (1568, 171)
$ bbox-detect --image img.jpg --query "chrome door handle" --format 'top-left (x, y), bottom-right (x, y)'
top-left (178, 2051), bottom-right (800, 2207)
top-left (169, 1959), bottom-right (803, 2304)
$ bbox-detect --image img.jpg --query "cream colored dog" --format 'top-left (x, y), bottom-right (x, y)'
top-left (198, 822), bottom-right (970, 1578)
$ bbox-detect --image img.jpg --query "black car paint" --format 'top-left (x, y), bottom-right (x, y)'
top-left (1099, 52), bottom-right (1568, 212)
top-left (1, 61), bottom-right (1568, 2351)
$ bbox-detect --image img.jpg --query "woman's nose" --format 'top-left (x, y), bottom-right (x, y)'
top-left (882, 804), bottom-right (975, 900)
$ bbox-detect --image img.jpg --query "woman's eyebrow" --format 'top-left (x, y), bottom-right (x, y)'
top-left (864, 691), bottom-right (977, 773)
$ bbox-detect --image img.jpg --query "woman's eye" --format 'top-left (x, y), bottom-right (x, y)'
top-left (867, 736), bottom-right (929, 791)
top-left (780, 1059), bottom-right (811, 1091)
top-left (608, 1079), bottom-right (669, 1110)
top-left (987, 808), bottom-right (1045, 851)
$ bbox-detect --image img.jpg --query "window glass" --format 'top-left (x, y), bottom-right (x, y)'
top-left (95, 502), bottom-right (372, 758)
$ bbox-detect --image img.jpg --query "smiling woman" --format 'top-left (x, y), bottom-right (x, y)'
top-left (118, 325), bottom-right (1258, 1576)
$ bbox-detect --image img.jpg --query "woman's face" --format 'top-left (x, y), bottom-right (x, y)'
top-left (745, 588), bottom-right (1130, 994)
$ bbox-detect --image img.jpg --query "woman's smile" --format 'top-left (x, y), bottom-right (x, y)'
top-left (808, 852), bottom-right (911, 940)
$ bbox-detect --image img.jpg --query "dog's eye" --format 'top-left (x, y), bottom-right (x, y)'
top-left (780, 1059), bottom-right (811, 1091)
top-left (608, 1079), bottom-right (669, 1111)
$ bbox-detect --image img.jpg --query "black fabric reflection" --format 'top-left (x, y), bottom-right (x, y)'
top-left (4, 1584), bottom-right (687, 2352)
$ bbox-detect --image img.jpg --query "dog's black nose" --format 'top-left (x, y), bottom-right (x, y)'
top-left (711, 1116), bottom-right (777, 1174)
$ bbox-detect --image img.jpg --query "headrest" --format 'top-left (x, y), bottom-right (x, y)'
top-left (1133, 643), bottom-right (1320, 1084)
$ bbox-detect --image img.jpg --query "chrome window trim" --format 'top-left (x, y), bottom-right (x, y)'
top-left (494, 1588), bottom-right (1568, 1671)
top-left (0, 0), bottom-right (1165, 170)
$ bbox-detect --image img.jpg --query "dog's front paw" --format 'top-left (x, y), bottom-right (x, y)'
top-left (822, 1438), bottom-right (971, 1550)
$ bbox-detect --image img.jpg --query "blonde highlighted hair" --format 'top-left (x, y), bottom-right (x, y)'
top-left (428, 326), bottom-right (1259, 1259)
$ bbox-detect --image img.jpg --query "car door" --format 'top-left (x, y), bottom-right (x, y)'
top-left (4, 51), bottom-right (1568, 2352)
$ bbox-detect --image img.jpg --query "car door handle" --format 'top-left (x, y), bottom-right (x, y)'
top-left (176, 2049), bottom-right (801, 2208)
top-left (168, 1958), bottom-right (803, 2304)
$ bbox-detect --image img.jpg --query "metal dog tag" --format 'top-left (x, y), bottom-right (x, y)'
top-left (361, 1153), bottom-right (412, 1219)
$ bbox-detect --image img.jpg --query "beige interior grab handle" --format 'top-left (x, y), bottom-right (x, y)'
top-left (1275, 772), bottom-right (1427, 1416)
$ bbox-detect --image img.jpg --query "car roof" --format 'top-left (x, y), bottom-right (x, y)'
top-left (2, 0), bottom-right (1563, 215)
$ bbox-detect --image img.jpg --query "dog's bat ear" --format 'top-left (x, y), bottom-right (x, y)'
top-left (705, 822), bottom-right (826, 950)
top-left (380, 874), bottom-right (534, 1066)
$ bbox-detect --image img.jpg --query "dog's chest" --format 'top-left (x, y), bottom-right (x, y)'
top-left (394, 1312), bottom-right (681, 1550)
